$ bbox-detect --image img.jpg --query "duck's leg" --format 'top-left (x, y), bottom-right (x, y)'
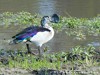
top-left (26, 44), bottom-right (36, 55)
top-left (26, 44), bottom-right (31, 53)
top-left (38, 46), bottom-right (43, 58)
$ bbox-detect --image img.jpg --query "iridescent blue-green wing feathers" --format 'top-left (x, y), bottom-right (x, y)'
top-left (10, 26), bottom-right (50, 44)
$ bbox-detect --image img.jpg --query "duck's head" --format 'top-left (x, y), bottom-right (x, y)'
top-left (41, 16), bottom-right (50, 27)
top-left (41, 14), bottom-right (59, 27)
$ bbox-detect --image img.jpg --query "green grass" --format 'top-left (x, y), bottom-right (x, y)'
top-left (0, 46), bottom-right (99, 70)
top-left (7, 53), bottom-right (62, 70)
top-left (0, 46), bottom-right (99, 75)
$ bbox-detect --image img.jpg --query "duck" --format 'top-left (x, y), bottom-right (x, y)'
top-left (9, 14), bottom-right (59, 58)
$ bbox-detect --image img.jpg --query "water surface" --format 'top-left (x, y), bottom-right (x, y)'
top-left (0, 0), bottom-right (100, 18)
top-left (0, 27), bottom-right (100, 53)
top-left (0, 0), bottom-right (100, 52)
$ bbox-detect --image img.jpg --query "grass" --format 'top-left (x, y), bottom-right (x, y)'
top-left (0, 45), bottom-right (99, 75)
top-left (0, 11), bottom-right (100, 74)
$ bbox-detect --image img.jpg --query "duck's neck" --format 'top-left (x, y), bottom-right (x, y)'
top-left (44, 23), bottom-right (54, 39)
top-left (43, 23), bottom-right (51, 28)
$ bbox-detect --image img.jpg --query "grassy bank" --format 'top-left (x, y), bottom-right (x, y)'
top-left (0, 11), bottom-right (100, 75)
top-left (0, 45), bottom-right (100, 75)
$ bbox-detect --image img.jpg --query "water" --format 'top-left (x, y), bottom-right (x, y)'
top-left (0, 0), bottom-right (100, 52)
top-left (0, 0), bottom-right (100, 18)
top-left (0, 27), bottom-right (100, 53)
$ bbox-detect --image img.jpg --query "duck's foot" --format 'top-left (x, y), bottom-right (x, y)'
top-left (26, 44), bottom-right (38, 55)
top-left (25, 51), bottom-right (38, 55)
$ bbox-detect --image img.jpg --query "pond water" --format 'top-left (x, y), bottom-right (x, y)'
top-left (0, 0), bottom-right (100, 18)
top-left (0, 26), bottom-right (100, 53)
top-left (0, 0), bottom-right (100, 53)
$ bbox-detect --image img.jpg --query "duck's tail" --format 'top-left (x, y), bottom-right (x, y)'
top-left (9, 39), bottom-right (19, 45)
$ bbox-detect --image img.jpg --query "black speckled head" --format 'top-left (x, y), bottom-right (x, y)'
top-left (41, 16), bottom-right (50, 27)
top-left (51, 14), bottom-right (59, 23)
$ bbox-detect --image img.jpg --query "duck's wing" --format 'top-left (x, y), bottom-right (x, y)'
top-left (11, 26), bottom-right (50, 44)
